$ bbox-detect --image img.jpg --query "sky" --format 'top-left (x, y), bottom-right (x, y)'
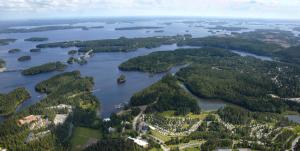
top-left (0, 0), bottom-right (300, 20)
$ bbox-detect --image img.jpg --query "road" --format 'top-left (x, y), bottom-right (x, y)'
top-left (132, 105), bottom-right (147, 131)
top-left (179, 142), bottom-right (203, 150)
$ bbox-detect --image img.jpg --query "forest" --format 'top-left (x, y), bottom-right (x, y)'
top-left (130, 75), bottom-right (200, 115)
top-left (21, 61), bottom-right (67, 76)
top-left (119, 47), bottom-right (237, 73)
top-left (36, 35), bottom-right (189, 53)
top-left (0, 87), bottom-right (30, 115)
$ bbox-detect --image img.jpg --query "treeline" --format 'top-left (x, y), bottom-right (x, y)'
top-left (0, 87), bottom-right (30, 115)
top-left (130, 75), bottom-right (200, 115)
top-left (36, 35), bottom-right (189, 53)
top-left (21, 61), bottom-right (66, 76)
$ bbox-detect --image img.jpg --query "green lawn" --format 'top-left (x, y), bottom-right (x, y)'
top-left (70, 127), bottom-right (102, 151)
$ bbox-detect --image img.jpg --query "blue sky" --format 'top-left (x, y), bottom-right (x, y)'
top-left (0, 0), bottom-right (300, 20)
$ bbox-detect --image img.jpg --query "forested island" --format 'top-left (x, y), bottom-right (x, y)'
top-left (30, 48), bottom-right (41, 52)
top-left (8, 48), bottom-right (21, 53)
top-left (24, 37), bottom-right (49, 42)
top-left (115, 26), bottom-right (163, 30)
top-left (36, 35), bottom-right (189, 53)
top-left (0, 88), bottom-right (30, 115)
top-left (68, 50), bottom-right (78, 55)
top-left (22, 62), bottom-right (66, 76)
top-left (0, 39), bottom-right (16, 46)
top-left (0, 25), bottom-right (87, 33)
top-left (18, 56), bottom-right (31, 62)
top-left (117, 74), bottom-right (126, 84)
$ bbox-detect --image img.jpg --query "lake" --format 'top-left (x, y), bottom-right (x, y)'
top-left (0, 18), bottom-right (297, 120)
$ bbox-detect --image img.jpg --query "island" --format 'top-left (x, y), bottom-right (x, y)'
top-left (0, 87), bottom-right (30, 115)
top-left (154, 30), bottom-right (164, 33)
top-left (117, 74), bottom-right (126, 84)
top-left (17, 56), bottom-right (31, 62)
top-left (8, 48), bottom-right (21, 53)
top-left (67, 56), bottom-right (87, 65)
top-left (0, 38), bottom-right (16, 46)
top-left (24, 37), bottom-right (49, 42)
top-left (68, 50), bottom-right (77, 55)
top-left (36, 35), bottom-right (189, 53)
top-left (30, 48), bottom-right (41, 52)
top-left (21, 62), bottom-right (66, 76)
top-left (115, 26), bottom-right (163, 30)
top-left (0, 25), bottom-right (87, 33)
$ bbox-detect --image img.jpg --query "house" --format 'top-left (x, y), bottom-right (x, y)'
top-left (108, 127), bottom-right (116, 133)
top-left (18, 115), bottom-right (41, 126)
top-left (128, 137), bottom-right (149, 148)
top-left (53, 114), bottom-right (68, 125)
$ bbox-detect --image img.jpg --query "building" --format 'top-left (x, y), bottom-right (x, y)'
top-left (53, 114), bottom-right (68, 125)
top-left (18, 115), bottom-right (41, 126)
top-left (128, 137), bottom-right (149, 148)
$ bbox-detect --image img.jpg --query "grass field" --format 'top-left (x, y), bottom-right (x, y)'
top-left (70, 127), bottom-right (102, 151)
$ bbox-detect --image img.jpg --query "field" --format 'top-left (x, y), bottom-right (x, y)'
top-left (70, 127), bottom-right (102, 151)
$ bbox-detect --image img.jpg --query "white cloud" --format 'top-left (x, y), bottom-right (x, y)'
top-left (0, 0), bottom-right (300, 19)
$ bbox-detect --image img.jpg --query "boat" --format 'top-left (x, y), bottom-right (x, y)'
top-left (117, 74), bottom-right (126, 84)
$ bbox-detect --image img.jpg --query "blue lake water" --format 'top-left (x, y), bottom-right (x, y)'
top-left (0, 18), bottom-right (299, 121)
